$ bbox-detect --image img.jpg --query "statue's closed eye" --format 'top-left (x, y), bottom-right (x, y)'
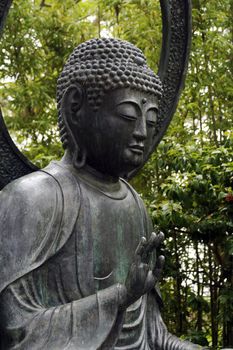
top-left (119, 113), bottom-right (137, 121)
top-left (116, 103), bottom-right (138, 122)
top-left (146, 109), bottom-right (158, 127)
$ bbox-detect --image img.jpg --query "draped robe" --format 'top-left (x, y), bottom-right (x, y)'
top-left (0, 162), bottom-right (201, 350)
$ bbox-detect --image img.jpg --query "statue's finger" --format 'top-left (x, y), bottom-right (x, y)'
top-left (147, 231), bottom-right (165, 254)
top-left (145, 232), bottom-right (157, 251)
top-left (140, 232), bottom-right (156, 263)
top-left (152, 255), bottom-right (165, 281)
top-left (144, 270), bottom-right (156, 293)
top-left (140, 232), bottom-right (156, 262)
top-left (142, 231), bottom-right (164, 260)
top-left (135, 236), bottom-right (147, 259)
top-left (157, 231), bottom-right (165, 245)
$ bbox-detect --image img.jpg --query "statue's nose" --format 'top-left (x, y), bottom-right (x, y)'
top-left (133, 116), bottom-right (147, 141)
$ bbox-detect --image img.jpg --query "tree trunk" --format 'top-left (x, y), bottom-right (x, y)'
top-left (173, 231), bottom-right (183, 335)
top-left (195, 241), bottom-right (203, 332)
top-left (208, 243), bottom-right (218, 349)
top-left (223, 257), bottom-right (233, 347)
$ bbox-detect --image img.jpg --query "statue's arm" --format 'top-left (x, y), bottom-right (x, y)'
top-left (1, 284), bottom-right (125, 350)
top-left (147, 292), bottom-right (203, 350)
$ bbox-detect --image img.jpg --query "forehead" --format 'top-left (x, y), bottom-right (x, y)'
top-left (103, 88), bottom-right (159, 109)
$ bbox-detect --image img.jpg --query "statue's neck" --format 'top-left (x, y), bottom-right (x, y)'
top-left (61, 150), bottom-right (118, 182)
top-left (60, 150), bottom-right (127, 199)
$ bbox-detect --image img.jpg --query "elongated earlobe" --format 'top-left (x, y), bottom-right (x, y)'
top-left (61, 84), bottom-right (84, 125)
top-left (73, 147), bottom-right (87, 169)
top-left (61, 84), bottom-right (86, 169)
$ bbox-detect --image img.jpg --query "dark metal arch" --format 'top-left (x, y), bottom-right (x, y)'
top-left (0, 0), bottom-right (38, 190)
top-left (157, 0), bottom-right (192, 149)
top-left (0, 0), bottom-right (192, 188)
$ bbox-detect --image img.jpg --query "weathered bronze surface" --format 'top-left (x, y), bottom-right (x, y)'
top-left (0, 2), bottom-right (202, 349)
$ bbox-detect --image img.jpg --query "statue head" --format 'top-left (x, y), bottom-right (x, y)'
top-left (57, 38), bottom-right (163, 178)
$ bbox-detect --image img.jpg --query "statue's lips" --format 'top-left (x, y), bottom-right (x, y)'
top-left (128, 144), bottom-right (144, 155)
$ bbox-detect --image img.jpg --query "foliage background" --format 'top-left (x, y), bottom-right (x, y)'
top-left (0, 0), bottom-right (232, 348)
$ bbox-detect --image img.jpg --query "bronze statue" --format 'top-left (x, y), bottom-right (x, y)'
top-left (0, 1), bottom-right (202, 349)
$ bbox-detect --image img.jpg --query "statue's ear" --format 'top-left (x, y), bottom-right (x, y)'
top-left (61, 84), bottom-right (84, 126)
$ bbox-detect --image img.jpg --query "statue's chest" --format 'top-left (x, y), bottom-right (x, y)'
top-left (82, 184), bottom-right (146, 288)
top-left (46, 181), bottom-right (149, 299)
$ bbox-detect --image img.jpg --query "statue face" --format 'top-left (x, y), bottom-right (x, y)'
top-left (75, 88), bottom-right (158, 177)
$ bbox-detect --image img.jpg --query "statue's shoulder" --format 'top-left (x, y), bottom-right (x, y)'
top-left (0, 166), bottom-right (58, 204)
top-left (0, 161), bottom-right (80, 210)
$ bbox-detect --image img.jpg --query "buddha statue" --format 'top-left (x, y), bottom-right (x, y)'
top-left (0, 38), bottom-right (202, 350)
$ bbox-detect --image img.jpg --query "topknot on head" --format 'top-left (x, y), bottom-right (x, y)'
top-left (57, 38), bottom-right (163, 111)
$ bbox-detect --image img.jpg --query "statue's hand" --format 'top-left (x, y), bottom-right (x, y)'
top-left (122, 232), bottom-right (165, 309)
